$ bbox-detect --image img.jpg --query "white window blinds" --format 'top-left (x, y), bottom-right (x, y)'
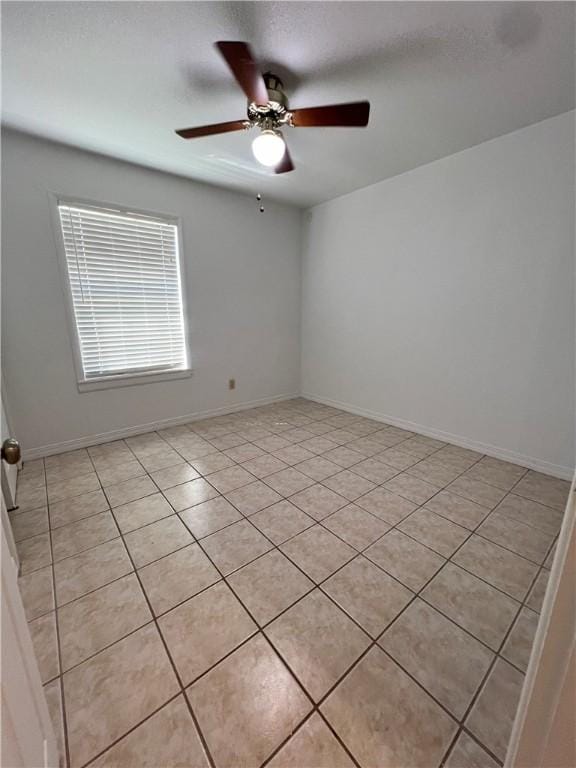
top-left (58, 202), bottom-right (188, 381)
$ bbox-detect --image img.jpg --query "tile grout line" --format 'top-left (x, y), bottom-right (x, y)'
top-left (16, 399), bottom-right (567, 768)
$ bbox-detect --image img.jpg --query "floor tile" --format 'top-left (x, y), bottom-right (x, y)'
top-left (89, 442), bottom-right (133, 466)
top-left (465, 457), bottom-right (527, 491)
top-left (265, 590), bottom-right (370, 701)
top-left (241, 454), bottom-right (288, 478)
top-left (163, 478), bottom-right (219, 512)
top-left (47, 471), bottom-right (100, 503)
top-left (444, 731), bottom-right (500, 768)
top-left (267, 712), bottom-right (354, 768)
top-left (383, 472), bottom-right (441, 505)
top-left (201, 519), bottom-right (272, 575)
top-left (9, 506), bottom-right (48, 542)
top-left (348, 457), bottom-right (397, 485)
top-left (477, 511), bottom-right (554, 564)
top-left (466, 658), bottom-right (524, 762)
top-left (205, 465), bottom-right (255, 493)
top-left (179, 496), bottom-right (242, 538)
top-left (189, 451), bottom-right (236, 476)
top-left (90, 695), bottom-right (209, 768)
top-left (502, 606), bottom-right (539, 672)
top-left (272, 445), bottom-right (317, 466)
top-left (298, 437), bottom-right (339, 455)
top-left (322, 470), bottom-right (376, 501)
top-left (15, 483), bottom-right (48, 513)
top-left (18, 566), bottom-right (54, 621)
top-left (355, 487), bottom-right (416, 525)
top-left (324, 556), bottom-right (412, 637)
top-left (294, 456), bottom-right (342, 481)
top-left (96, 459), bottom-right (146, 487)
top-left (112, 492), bottom-right (174, 533)
top-left (376, 447), bottom-right (420, 470)
top-left (290, 483), bottom-right (348, 521)
top-left (187, 634), bottom-right (311, 767)
top-left (323, 429), bottom-right (357, 446)
top-left (54, 538), bottom-right (133, 606)
top-left (138, 449), bottom-right (185, 473)
top-left (250, 500), bottom-right (314, 545)
top-left (228, 550), bottom-right (314, 626)
top-left (265, 468), bottom-right (315, 497)
top-left (453, 535), bottom-right (538, 601)
top-left (280, 525), bottom-right (356, 583)
top-left (225, 480), bottom-right (283, 515)
top-left (281, 427), bottom-right (316, 444)
top-left (124, 515), bottom-right (193, 567)
top-left (49, 489), bottom-right (109, 529)
top-left (58, 573), bottom-right (152, 670)
top-left (178, 442), bottom-right (218, 463)
top-left (398, 508), bottom-right (469, 557)
top-left (447, 475), bottom-right (507, 509)
top-left (159, 581), bottom-right (256, 684)
top-left (495, 493), bottom-right (564, 536)
top-left (512, 470), bottom-right (570, 511)
top-left (51, 511), bottom-right (119, 562)
top-left (433, 445), bottom-right (483, 471)
top-left (364, 529), bottom-right (445, 592)
top-left (138, 543), bottom-right (220, 615)
top-left (526, 569), bottom-right (550, 613)
top-left (254, 435), bottom-right (292, 452)
top-left (380, 599), bottom-right (493, 718)
top-left (29, 611), bottom-right (59, 682)
top-left (224, 443), bottom-right (266, 463)
top-left (422, 563), bottom-right (519, 650)
top-left (397, 435), bottom-right (445, 458)
top-left (149, 462), bottom-right (200, 490)
top-left (209, 433), bottom-right (246, 451)
top-left (323, 504), bottom-right (390, 550)
top-left (64, 623), bottom-right (179, 767)
top-left (322, 446), bottom-right (366, 469)
top-left (424, 490), bottom-right (490, 530)
top-left (347, 437), bottom-right (386, 457)
top-left (407, 458), bottom-right (462, 488)
top-left (321, 647), bottom-right (457, 768)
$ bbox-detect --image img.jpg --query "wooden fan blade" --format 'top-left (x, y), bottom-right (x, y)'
top-left (215, 41), bottom-right (269, 106)
top-left (175, 120), bottom-right (246, 139)
top-left (291, 101), bottom-right (370, 127)
top-left (275, 146), bottom-right (294, 174)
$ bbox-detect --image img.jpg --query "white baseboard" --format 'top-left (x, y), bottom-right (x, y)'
top-left (22, 392), bottom-right (299, 460)
top-left (302, 391), bottom-right (575, 481)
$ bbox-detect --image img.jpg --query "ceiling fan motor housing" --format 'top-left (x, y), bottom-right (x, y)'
top-left (246, 72), bottom-right (290, 130)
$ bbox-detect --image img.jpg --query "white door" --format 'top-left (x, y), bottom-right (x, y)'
top-left (1, 497), bottom-right (59, 767)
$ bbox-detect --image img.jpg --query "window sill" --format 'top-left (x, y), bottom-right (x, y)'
top-left (77, 368), bottom-right (192, 393)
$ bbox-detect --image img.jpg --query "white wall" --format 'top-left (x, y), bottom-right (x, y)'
top-left (1, 130), bottom-right (302, 455)
top-left (301, 112), bottom-right (575, 478)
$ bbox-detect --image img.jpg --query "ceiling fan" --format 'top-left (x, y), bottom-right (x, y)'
top-left (175, 41), bottom-right (371, 174)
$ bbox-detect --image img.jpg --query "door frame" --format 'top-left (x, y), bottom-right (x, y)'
top-left (505, 476), bottom-right (575, 767)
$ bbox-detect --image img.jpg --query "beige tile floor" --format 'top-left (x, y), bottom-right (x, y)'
top-left (12, 398), bottom-right (571, 768)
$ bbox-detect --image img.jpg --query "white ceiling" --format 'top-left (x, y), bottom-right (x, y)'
top-left (2, 1), bottom-right (574, 208)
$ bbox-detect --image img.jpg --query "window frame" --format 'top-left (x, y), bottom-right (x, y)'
top-left (49, 192), bottom-right (192, 392)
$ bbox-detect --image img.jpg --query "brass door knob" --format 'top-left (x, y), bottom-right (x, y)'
top-left (2, 438), bottom-right (21, 465)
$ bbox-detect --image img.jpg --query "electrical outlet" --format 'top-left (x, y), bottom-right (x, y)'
top-left (228, 378), bottom-right (236, 390)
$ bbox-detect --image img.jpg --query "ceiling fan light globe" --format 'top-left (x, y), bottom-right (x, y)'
top-left (252, 130), bottom-right (286, 167)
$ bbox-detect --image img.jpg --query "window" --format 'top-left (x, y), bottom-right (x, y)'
top-left (56, 199), bottom-right (189, 389)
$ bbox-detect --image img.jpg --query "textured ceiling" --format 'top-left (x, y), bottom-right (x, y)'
top-left (2, 1), bottom-right (574, 208)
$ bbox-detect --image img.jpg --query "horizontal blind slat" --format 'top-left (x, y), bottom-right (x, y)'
top-left (59, 202), bottom-right (187, 380)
